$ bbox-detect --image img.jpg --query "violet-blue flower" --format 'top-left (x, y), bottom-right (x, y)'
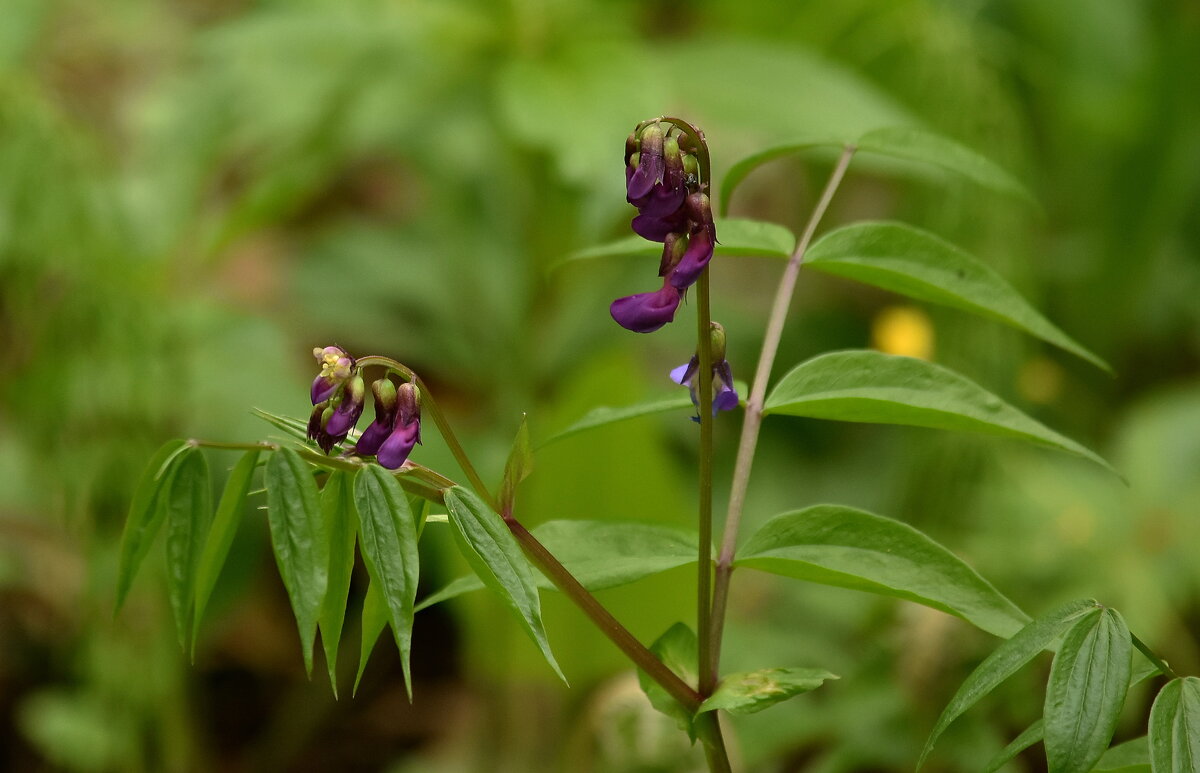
top-left (670, 323), bottom-right (739, 419)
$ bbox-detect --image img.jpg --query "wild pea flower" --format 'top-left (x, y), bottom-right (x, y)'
top-left (311, 345), bottom-right (354, 404)
top-left (310, 374), bottom-right (366, 453)
top-left (670, 323), bottom-right (739, 420)
top-left (353, 378), bottom-right (398, 457)
top-left (374, 383), bottom-right (422, 470)
top-left (612, 120), bottom-right (717, 333)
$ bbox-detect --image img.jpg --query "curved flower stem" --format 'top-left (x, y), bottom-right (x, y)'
top-left (355, 355), bottom-right (498, 512)
top-left (704, 145), bottom-right (857, 686)
top-left (696, 270), bottom-right (716, 696)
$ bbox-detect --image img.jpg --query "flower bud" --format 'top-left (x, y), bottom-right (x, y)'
top-left (376, 383), bottom-right (422, 470)
top-left (353, 378), bottom-right (398, 457)
top-left (626, 123), bottom-right (665, 201)
top-left (317, 374), bottom-right (366, 453)
top-left (659, 232), bottom-right (688, 277)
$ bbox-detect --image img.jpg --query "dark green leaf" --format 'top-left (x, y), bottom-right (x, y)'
top-left (1095, 736), bottom-right (1150, 772)
top-left (443, 486), bottom-right (565, 682)
top-left (264, 448), bottom-right (329, 675)
top-left (318, 469), bottom-right (358, 698)
top-left (1149, 676), bottom-right (1200, 773)
top-left (763, 350), bottom-right (1116, 474)
top-left (919, 598), bottom-right (1099, 768)
top-left (1044, 608), bottom-right (1132, 773)
top-left (637, 623), bottom-right (699, 739)
top-left (805, 222), bottom-right (1109, 371)
top-left (698, 667), bottom-right (837, 715)
top-left (499, 416), bottom-right (532, 517)
top-left (192, 449), bottom-right (260, 654)
top-left (164, 449), bottom-right (212, 651)
top-left (415, 520), bottom-right (700, 611)
top-left (115, 439), bottom-right (188, 613)
top-left (984, 719), bottom-right (1044, 773)
top-left (353, 465), bottom-right (420, 699)
top-left (735, 505), bottom-right (1029, 637)
top-left (354, 580), bottom-right (389, 697)
top-left (719, 138), bottom-right (847, 215)
top-left (556, 218), bottom-right (796, 272)
top-left (856, 126), bottom-right (1033, 203)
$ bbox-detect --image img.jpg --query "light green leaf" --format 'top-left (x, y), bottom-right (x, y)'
top-left (164, 449), bottom-right (212, 652)
top-left (192, 449), bottom-right (261, 655)
top-left (264, 448), bottom-right (329, 676)
top-left (637, 622), bottom-right (699, 740)
top-left (353, 465), bottom-right (420, 700)
top-left (318, 469), bottom-right (358, 698)
top-left (443, 486), bottom-right (565, 683)
top-left (805, 222), bottom-right (1109, 371)
top-left (499, 416), bottom-right (532, 516)
top-left (1149, 677), bottom-right (1200, 773)
top-left (764, 350), bottom-right (1116, 474)
top-left (555, 218), bottom-right (796, 272)
top-left (984, 719), bottom-right (1044, 773)
top-left (698, 667), bottom-right (837, 715)
top-left (115, 439), bottom-right (188, 613)
top-left (1044, 608), bottom-right (1132, 773)
top-left (415, 520), bottom-right (700, 611)
top-left (735, 505), bottom-right (1028, 637)
top-left (856, 126), bottom-right (1033, 203)
top-left (919, 598), bottom-right (1100, 768)
top-left (1095, 736), bottom-right (1150, 772)
top-left (719, 138), bottom-right (847, 215)
top-left (354, 580), bottom-right (389, 698)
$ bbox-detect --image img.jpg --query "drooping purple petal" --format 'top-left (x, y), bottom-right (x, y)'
top-left (377, 420), bottom-right (421, 470)
top-left (670, 355), bottom-right (699, 386)
top-left (667, 225), bottom-right (714, 289)
top-left (609, 282), bottom-right (681, 333)
top-left (353, 421), bottom-right (390, 456)
top-left (714, 383), bottom-right (740, 412)
top-left (632, 209), bottom-right (686, 242)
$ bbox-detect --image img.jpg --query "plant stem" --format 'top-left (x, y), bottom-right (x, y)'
top-left (704, 145), bottom-right (856, 685)
top-left (1131, 632), bottom-right (1178, 678)
top-left (503, 517), bottom-right (704, 713)
top-left (696, 271), bottom-right (716, 696)
top-left (696, 713), bottom-right (732, 773)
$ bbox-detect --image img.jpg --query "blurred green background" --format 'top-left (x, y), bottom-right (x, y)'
top-left (1, 0), bottom-right (1197, 770)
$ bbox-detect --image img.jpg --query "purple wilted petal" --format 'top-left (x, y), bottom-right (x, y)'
top-left (668, 225), bottom-right (714, 289)
top-left (377, 420), bottom-right (421, 470)
top-left (670, 355), bottom-right (699, 386)
top-left (311, 375), bottom-right (338, 405)
top-left (632, 210), bottom-right (686, 242)
top-left (610, 282), bottom-right (681, 333)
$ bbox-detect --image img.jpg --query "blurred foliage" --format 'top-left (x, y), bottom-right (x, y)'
top-left (0, 0), bottom-right (1197, 770)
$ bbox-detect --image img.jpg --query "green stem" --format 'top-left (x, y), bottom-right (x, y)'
top-left (705, 145), bottom-right (857, 686)
top-left (695, 712), bottom-right (732, 773)
top-left (696, 271), bottom-right (716, 696)
top-left (1131, 632), bottom-right (1178, 678)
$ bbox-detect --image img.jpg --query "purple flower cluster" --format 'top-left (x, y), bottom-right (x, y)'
top-left (611, 121), bottom-right (718, 333)
top-left (306, 346), bottom-right (422, 469)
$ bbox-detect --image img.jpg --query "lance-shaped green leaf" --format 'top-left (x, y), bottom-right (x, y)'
top-left (735, 506), bottom-right (1029, 637)
top-left (354, 580), bottom-right (389, 697)
top-left (116, 439), bottom-right (188, 613)
top-left (265, 448), bottom-right (329, 675)
top-left (499, 416), bottom-right (532, 516)
top-left (805, 222), bottom-right (1109, 371)
top-left (719, 137), bottom-right (847, 215)
top-left (1149, 677), bottom-right (1200, 773)
top-left (354, 465), bottom-right (420, 699)
top-left (192, 449), bottom-right (260, 654)
top-left (164, 448), bottom-right (212, 651)
top-left (699, 667), bottom-right (838, 716)
top-left (919, 598), bottom-right (1100, 768)
top-left (637, 623), bottom-right (700, 739)
top-left (855, 126), bottom-right (1033, 203)
top-left (443, 486), bottom-right (565, 683)
top-left (1044, 607), bottom-right (1132, 773)
top-left (415, 520), bottom-right (700, 612)
top-left (555, 218), bottom-right (796, 271)
top-left (764, 350), bottom-right (1116, 474)
top-left (318, 469), bottom-right (358, 697)
top-left (539, 381), bottom-right (749, 449)
top-left (1095, 736), bottom-right (1150, 772)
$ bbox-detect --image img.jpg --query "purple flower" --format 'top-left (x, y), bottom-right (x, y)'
top-left (610, 281), bottom-right (681, 333)
top-left (353, 378), bottom-right (398, 457)
top-left (376, 383), bottom-right (422, 470)
top-left (309, 374), bottom-right (366, 453)
top-left (626, 124), bottom-right (665, 201)
top-left (668, 223), bottom-right (714, 289)
top-left (311, 345), bottom-right (353, 404)
top-left (629, 136), bottom-right (687, 219)
top-left (632, 208), bottom-right (688, 242)
top-left (669, 323), bottom-right (739, 419)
